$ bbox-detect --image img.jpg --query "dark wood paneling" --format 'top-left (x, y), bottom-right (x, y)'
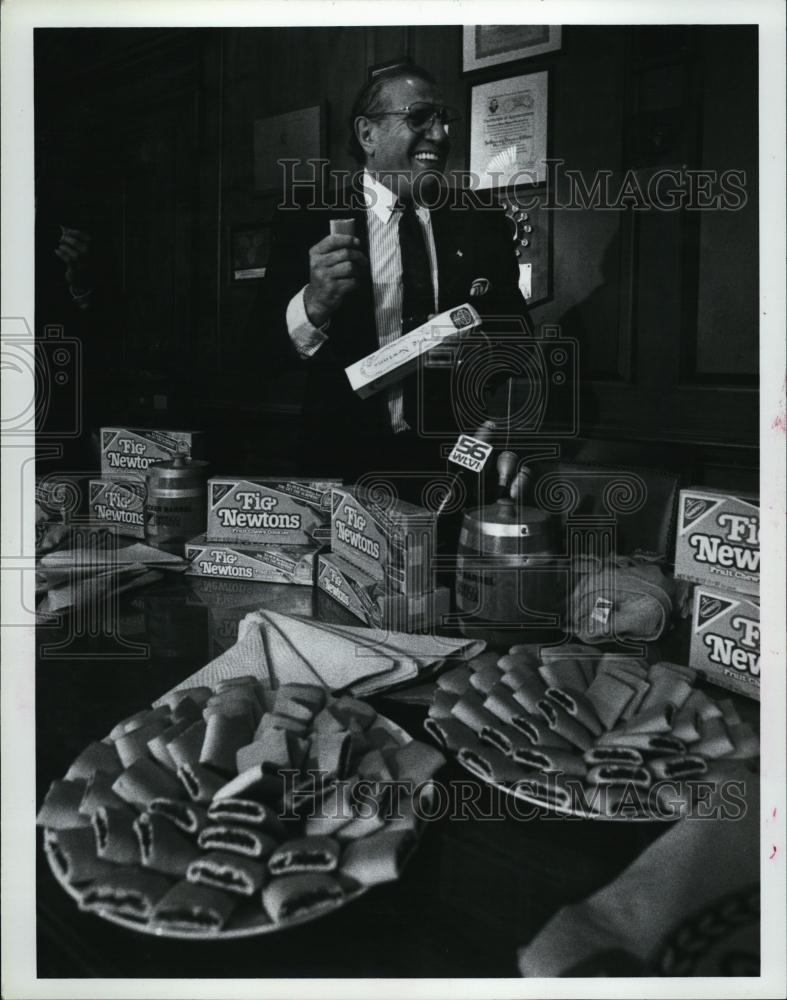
top-left (693, 28), bottom-right (759, 378)
top-left (219, 27), bottom-right (371, 366)
top-left (529, 26), bottom-right (630, 382)
top-left (371, 26), bottom-right (412, 67)
top-left (527, 25), bottom-right (758, 462)
top-left (36, 28), bottom-right (213, 387)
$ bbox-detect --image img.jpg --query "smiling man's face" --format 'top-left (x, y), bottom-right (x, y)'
top-left (366, 74), bottom-right (450, 204)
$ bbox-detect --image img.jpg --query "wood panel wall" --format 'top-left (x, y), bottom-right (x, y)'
top-left (34, 25), bottom-right (759, 488)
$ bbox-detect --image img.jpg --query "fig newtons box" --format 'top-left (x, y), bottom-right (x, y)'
top-left (89, 478), bottom-right (146, 538)
top-left (185, 534), bottom-right (319, 586)
top-left (207, 477), bottom-right (340, 545)
top-left (674, 488), bottom-right (759, 596)
top-left (689, 585), bottom-right (760, 700)
top-left (331, 485), bottom-right (437, 597)
top-left (317, 552), bottom-right (450, 632)
top-left (344, 304), bottom-right (481, 399)
top-left (100, 427), bottom-right (205, 479)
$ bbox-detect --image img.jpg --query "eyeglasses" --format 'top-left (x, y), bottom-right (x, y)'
top-left (372, 102), bottom-right (460, 134)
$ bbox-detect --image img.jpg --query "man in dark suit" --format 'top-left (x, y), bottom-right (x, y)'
top-left (255, 64), bottom-right (532, 484)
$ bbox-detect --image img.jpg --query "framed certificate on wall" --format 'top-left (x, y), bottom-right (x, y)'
top-left (463, 25), bottom-right (562, 72)
top-left (469, 70), bottom-right (549, 188)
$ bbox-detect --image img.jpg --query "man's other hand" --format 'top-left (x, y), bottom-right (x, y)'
top-left (303, 234), bottom-right (366, 328)
top-left (55, 226), bottom-right (93, 289)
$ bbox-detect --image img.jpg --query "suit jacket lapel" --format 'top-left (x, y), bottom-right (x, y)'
top-left (431, 206), bottom-right (466, 312)
top-left (335, 195), bottom-right (377, 357)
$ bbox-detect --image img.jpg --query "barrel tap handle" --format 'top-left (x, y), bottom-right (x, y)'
top-left (510, 465), bottom-right (533, 504)
top-left (496, 450), bottom-right (518, 500)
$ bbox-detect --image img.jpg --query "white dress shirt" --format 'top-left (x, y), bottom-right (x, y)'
top-left (285, 170), bottom-right (439, 433)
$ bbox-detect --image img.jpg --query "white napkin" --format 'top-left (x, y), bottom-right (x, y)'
top-left (266, 611), bottom-right (487, 695)
top-left (39, 540), bottom-right (186, 570)
top-left (285, 618), bottom-right (421, 694)
top-left (296, 615), bottom-right (486, 660)
top-left (156, 608), bottom-right (487, 704)
top-left (154, 613), bottom-right (273, 702)
top-left (36, 566), bottom-right (163, 619)
top-left (518, 760), bottom-right (760, 976)
top-left (261, 611), bottom-right (399, 691)
top-left (258, 613), bottom-right (328, 686)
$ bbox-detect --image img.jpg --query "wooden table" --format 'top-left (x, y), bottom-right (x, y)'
top-left (35, 573), bottom-right (758, 978)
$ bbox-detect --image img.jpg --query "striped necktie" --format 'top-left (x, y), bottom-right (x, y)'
top-left (399, 200), bottom-right (434, 334)
top-left (398, 200), bottom-right (435, 431)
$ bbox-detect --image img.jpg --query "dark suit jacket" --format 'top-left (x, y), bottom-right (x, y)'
top-left (250, 183), bottom-right (532, 475)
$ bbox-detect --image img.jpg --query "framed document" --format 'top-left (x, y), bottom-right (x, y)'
top-left (253, 105), bottom-right (324, 192)
top-left (463, 25), bottom-right (562, 72)
top-left (230, 225), bottom-right (271, 282)
top-left (469, 71), bottom-right (549, 188)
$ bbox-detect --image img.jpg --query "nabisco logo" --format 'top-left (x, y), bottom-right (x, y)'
top-left (697, 593), bottom-right (733, 629)
top-left (700, 595), bottom-right (721, 618)
top-left (682, 496), bottom-right (716, 529)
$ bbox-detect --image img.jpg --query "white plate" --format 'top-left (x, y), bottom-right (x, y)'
top-left (426, 720), bottom-right (661, 822)
top-left (44, 706), bottom-right (419, 939)
top-left (424, 659), bottom-right (756, 823)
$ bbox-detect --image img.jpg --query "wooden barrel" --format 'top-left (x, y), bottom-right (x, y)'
top-left (455, 499), bottom-right (559, 624)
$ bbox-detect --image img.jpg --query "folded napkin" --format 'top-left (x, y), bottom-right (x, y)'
top-left (567, 556), bottom-right (687, 644)
top-left (36, 566), bottom-right (164, 620)
top-left (156, 608), bottom-right (486, 704)
top-left (35, 531), bottom-right (185, 622)
top-left (518, 760), bottom-right (760, 977)
top-left (39, 540), bottom-right (186, 570)
top-left (35, 520), bottom-right (71, 555)
top-left (283, 614), bottom-right (481, 695)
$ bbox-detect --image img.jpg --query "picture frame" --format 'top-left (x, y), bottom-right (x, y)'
top-left (463, 25), bottom-right (562, 72)
top-left (468, 70), bottom-right (549, 188)
top-left (230, 225), bottom-right (272, 282)
top-left (253, 104), bottom-right (325, 193)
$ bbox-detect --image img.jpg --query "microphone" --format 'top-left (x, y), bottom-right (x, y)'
top-left (435, 420), bottom-right (497, 517)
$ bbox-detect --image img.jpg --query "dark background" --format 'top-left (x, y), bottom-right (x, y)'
top-left (34, 25), bottom-right (758, 490)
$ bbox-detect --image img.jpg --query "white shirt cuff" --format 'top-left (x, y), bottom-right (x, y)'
top-left (286, 286), bottom-right (329, 358)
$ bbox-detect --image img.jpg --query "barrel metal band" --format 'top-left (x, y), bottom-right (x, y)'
top-left (465, 521), bottom-right (533, 538)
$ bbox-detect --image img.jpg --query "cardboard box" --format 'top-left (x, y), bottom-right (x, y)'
top-left (689, 585), bottom-right (760, 700)
top-left (674, 488), bottom-right (759, 596)
top-left (331, 485), bottom-right (437, 597)
top-left (344, 303), bottom-right (481, 399)
top-left (88, 478), bottom-right (146, 538)
top-left (100, 427), bottom-right (204, 479)
top-left (184, 534), bottom-right (319, 586)
top-left (317, 552), bottom-right (450, 632)
top-left (207, 477), bottom-right (340, 545)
